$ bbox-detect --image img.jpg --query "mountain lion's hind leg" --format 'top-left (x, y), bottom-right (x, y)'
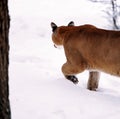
top-left (62, 62), bottom-right (85, 84)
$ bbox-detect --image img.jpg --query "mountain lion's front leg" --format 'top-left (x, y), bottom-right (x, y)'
top-left (87, 71), bottom-right (100, 91)
top-left (62, 62), bottom-right (85, 84)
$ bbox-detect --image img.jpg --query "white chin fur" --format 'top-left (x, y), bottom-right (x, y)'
top-left (54, 44), bottom-right (63, 49)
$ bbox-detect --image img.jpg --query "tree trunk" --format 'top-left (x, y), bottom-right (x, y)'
top-left (0, 0), bottom-right (11, 119)
top-left (111, 0), bottom-right (119, 30)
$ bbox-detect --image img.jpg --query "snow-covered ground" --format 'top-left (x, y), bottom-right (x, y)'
top-left (9, 0), bottom-right (120, 119)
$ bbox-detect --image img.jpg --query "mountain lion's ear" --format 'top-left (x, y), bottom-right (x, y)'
top-left (51, 22), bottom-right (57, 32)
top-left (68, 21), bottom-right (74, 26)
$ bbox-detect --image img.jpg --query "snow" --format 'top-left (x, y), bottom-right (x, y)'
top-left (9, 0), bottom-right (120, 119)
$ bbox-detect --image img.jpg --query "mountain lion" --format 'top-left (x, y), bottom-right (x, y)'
top-left (51, 21), bottom-right (120, 91)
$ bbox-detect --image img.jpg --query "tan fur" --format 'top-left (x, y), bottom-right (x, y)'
top-left (87, 71), bottom-right (100, 91)
top-left (51, 23), bottom-right (120, 90)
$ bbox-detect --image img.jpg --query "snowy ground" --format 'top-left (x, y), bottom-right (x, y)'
top-left (9, 0), bottom-right (120, 119)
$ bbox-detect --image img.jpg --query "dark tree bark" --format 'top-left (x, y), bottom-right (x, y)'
top-left (111, 0), bottom-right (119, 29)
top-left (0, 0), bottom-right (11, 119)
